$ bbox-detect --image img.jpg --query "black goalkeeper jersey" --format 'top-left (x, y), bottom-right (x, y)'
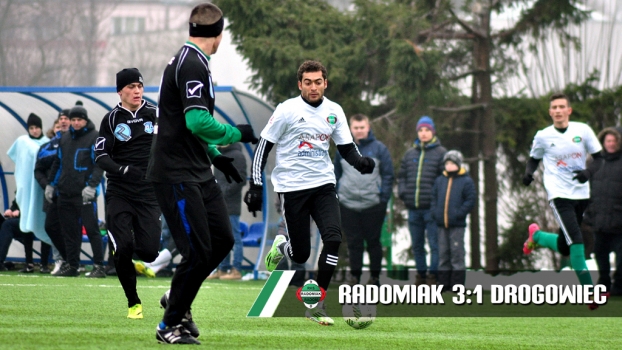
top-left (95, 100), bottom-right (157, 201)
top-left (147, 42), bottom-right (217, 184)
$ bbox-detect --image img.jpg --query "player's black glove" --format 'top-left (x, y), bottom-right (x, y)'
top-left (354, 157), bottom-right (375, 174)
top-left (236, 124), bottom-right (259, 144)
top-left (522, 174), bottom-right (534, 186)
top-left (244, 184), bottom-right (263, 217)
top-left (119, 165), bottom-right (144, 181)
top-left (572, 169), bottom-right (590, 184)
top-left (212, 155), bottom-right (242, 183)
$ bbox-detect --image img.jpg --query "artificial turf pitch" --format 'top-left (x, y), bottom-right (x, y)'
top-left (0, 272), bottom-right (620, 349)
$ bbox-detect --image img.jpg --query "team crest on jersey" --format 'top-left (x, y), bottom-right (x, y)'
top-left (573, 136), bottom-right (582, 143)
top-left (186, 80), bottom-right (203, 98)
top-left (114, 123), bottom-right (132, 141)
top-left (326, 114), bottom-right (337, 125)
top-left (144, 121), bottom-right (154, 134)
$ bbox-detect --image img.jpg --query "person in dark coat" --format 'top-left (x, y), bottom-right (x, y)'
top-left (208, 142), bottom-right (247, 280)
top-left (397, 116), bottom-right (446, 285)
top-left (430, 150), bottom-right (476, 291)
top-left (585, 127), bottom-right (622, 296)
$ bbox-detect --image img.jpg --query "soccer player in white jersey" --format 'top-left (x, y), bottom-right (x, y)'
top-left (244, 60), bottom-right (376, 325)
top-left (522, 93), bottom-right (604, 309)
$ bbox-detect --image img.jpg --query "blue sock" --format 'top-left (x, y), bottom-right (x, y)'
top-left (159, 321), bottom-right (168, 330)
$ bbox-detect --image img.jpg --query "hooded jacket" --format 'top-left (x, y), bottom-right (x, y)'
top-left (430, 167), bottom-right (476, 228)
top-left (397, 136), bottom-right (446, 210)
top-left (48, 120), bottom-right (103, 203)
top-left (334, 130), bottom-right (394, 210)
top-left (34, 130), bottom-right (63, 210)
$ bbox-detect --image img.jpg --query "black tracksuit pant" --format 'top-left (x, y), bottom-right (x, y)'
top-left (106, 195), bottom-right (161, 307)
top-left (58, 198), bottom-right (104, 269)
top-left (340, 203), bottom-right (386, 280)
top-left (153, 179), bottom-right (233, 327)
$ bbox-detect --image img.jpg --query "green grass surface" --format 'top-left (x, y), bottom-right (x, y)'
top-left (0, 272), bottom-right (620, 349)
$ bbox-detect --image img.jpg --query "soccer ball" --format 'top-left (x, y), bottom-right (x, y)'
top-left (342, 303), bottom-right (376, 329)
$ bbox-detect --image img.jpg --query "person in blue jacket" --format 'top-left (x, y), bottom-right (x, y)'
top-left (334, 113), bottom-right (394, 286)
top-left (430, 150), bottom-right (476, 291)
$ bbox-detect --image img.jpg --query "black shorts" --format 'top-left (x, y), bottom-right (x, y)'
top-left (279, 183), bottom-right (342, 263)
top-left (549, 198), bottom-right (589, 256)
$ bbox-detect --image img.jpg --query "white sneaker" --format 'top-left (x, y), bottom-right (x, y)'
top-left (51, 260), bottom-right (64, 275)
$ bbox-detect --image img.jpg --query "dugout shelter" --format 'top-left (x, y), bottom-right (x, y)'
top-left (0, 86), bottom-right (317, 277)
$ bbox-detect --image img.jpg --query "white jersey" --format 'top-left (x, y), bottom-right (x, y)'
top-left (529, 121), bottom-right (601, 200)
top-left (260, 96), bottom-right (353, 192)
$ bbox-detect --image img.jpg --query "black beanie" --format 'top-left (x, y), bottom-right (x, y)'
top-left (69, 105), bottom-right (88, 121)
top-left (116, 68), bottom-right (143, 92)
top-left (58, 109), bottom-right (70, 119)
top-left (27, 113), bottom-right (42, 129)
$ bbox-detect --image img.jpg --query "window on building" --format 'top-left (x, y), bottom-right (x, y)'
top-left (112, 17), bottom-right (145, 35)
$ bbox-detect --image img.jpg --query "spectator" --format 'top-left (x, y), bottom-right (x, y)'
top-left (7, 113), bottom-right (51, 273)
top-left (334, 113), bottom-right (394, 286)
top-left (430, 151), bottom-right (476, 291)
top-left (47, 104), bottom-right (105, 277)
top-left (397, 116), bottom-right (446, 285)
top-left (208, 143), bottom-right (247, 280)
top-left (0, 200), bottom-right (36, 272)
top-left (585, 127), bottom-right (622, 296)
top-left (35, 110), bottom-right (71, 274)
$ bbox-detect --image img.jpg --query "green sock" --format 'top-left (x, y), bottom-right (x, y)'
top-left (533, 230), bottom-right (558, 252)
top-left (570, 244), bottom-right (593, 286)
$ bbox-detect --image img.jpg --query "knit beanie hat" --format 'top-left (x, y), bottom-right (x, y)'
top-left (69, 104), bottom-right (88, 121)
top-left (27, 113), bottom-right (42, 128)
top-left (443, 150), bottom-right (463, 168)
top-left (116, 68), bottom-right (143, 92)
top-left (416, 116), bottom-right (436, 134)
top-left (58, 109), bottom-right (71, 119)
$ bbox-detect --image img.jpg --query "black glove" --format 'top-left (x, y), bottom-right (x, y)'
top-left (212, 155), bottom-right (243, 183)
top-left (236, 124), bottom-right (259, 144)
top-left (354, 157), bottom-right (375, 174)
top-left (119, 165), bottom-right (144, 181)
top-left (572, 169), bottom-right (590, 184)
top-left (244, 184), bottom-right (263, 217)
top-left (522, 174), bottom-right (534, 186)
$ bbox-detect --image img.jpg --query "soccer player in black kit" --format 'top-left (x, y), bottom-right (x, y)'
top-left (95, 68), bottom-right (160, 319)
top-left (146, 3), bottom-right (258, 344)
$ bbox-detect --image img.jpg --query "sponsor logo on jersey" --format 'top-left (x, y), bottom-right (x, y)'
top-left (114, 123), bottom-right (132, 141)
top-left (573, 136), bottom-right (582, 143)
top-left (297, 149), bottom-right (328, 158)
top-left (126, 118), bottom-right (144, 124)
top-left (298, 133), bottom-right (331, 142)
top-left (556, 159), bottom-right (567, 167)
top-left (144, 121), bottom-right (154, 134)
top-left (186, 80), bottom-right (203, 98)
top-left (299, 141), bottom-right (313, 149)
top-left (95, 137), bottom-right (105, 151)
top-left (326, 114), bottom-right (337, 125)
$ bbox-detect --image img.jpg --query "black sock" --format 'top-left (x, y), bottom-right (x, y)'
top-left (316, 241), bottom-right (340, 292)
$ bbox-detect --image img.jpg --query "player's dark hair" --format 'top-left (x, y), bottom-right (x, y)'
top-left (189, 3), bottom-right (223, 25)
top-left (297, 60), bottom-right (327, 82)
top-left (549, 92), bottom-right (570, 107)
top-left (349, 114), bottom-right (369, 123)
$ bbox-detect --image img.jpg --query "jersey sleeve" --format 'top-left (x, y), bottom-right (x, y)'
top-left (177, 57), bottom-right (212, 113)
top-left (583, 124), bottom-right (602, 155)
top-left (94, 113), bottom-right (115, 163)
top-left (529, 131), bottom-right (545, 159)
top-left (331, 107), bottom-right (354, 145)
top-left (260, 103), bottom-right (289, 143)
